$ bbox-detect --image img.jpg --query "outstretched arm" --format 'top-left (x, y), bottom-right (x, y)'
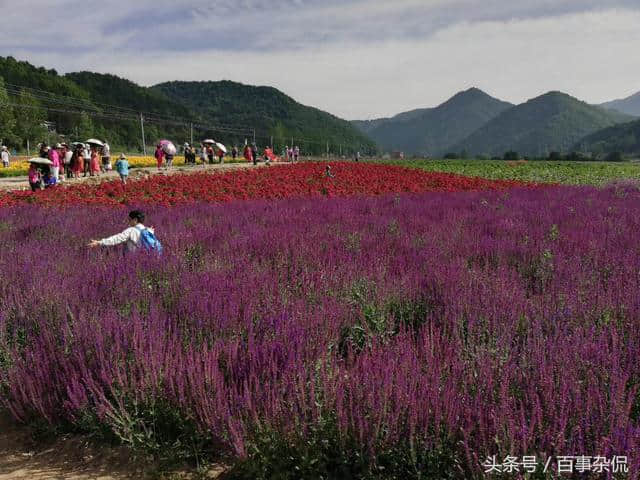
top-left (88, 228), bottom-right (133, 247)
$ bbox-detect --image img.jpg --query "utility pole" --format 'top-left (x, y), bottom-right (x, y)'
top-left (190, 123), bottom-right (193, 145)
top-left (270, 136), bottom-right (273, 148)
top-left (140, 113), bottom-right (146, 155)
top-left (326, 141), bottom-right (329, 158)
top-left (253, 129), bottom-right (256, 145)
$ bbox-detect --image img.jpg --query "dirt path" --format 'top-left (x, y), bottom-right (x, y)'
top-left (0, 161), bottom-right (278, 191)
top-left (0, 414), bottom-right (225, 479)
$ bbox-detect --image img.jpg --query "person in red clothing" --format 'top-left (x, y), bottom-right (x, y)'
top-left (155, 144), bottom-right (164, 170)
top-left (90, 145), bottom-right (101, 176)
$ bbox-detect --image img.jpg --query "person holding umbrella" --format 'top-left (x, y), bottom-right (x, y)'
top-left (83, 144), bottom-right (91, 176)
top-left (216, 143), bottom-right (226, 164)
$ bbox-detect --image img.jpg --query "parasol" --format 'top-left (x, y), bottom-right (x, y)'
top-left (28, 158), bottom-right (53, 165)
top-left (215, 142), bottom-right (227, 153)
top-left (160, 140), bottom-right (177, 155)
top-left (202, 139), bottom-right (216, 145)
top-left (86, 139), bottom-right (104, 147)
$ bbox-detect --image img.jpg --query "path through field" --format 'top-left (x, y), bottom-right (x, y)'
top-left (0, 161), bottom-right (278, 191)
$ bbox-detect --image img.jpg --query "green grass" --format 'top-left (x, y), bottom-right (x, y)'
top-left (383, 159), bottom-right (640, 186)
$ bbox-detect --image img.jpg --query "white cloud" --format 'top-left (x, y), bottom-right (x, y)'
top-left (1, 3), bottom-right (639, 119)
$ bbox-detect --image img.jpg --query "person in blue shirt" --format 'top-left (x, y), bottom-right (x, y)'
top-left (115, 153), bottom-right (129, 184)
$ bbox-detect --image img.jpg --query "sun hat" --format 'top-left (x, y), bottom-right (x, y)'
top-left (55, 143), bottom-right (62, 148)
top-left (119, 153), bottom-right (127, 159)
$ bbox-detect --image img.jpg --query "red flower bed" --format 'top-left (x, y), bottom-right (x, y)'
top-left (0, 162), bottom-right (535, 207)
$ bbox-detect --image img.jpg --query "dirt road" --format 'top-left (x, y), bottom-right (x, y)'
top-left (0, 161), bottom-right (274, 191)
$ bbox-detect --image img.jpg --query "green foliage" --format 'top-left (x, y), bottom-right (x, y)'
top-left (577, 118), bottom-right (640, 156)
top-left (384, 158), bottom-right (640, 185)
top-left (153, 81), bottom-right (376, 156)
top-left (452, 91), bottom-right (633, 158)
top-left (503, 151), bottom-right (519, 161)
top-left (0, 56), bottom-right (375, 154)
top-left (0, 77), bottom-right (17, 146)
top-left (355, 88), bottom-right (512, 157)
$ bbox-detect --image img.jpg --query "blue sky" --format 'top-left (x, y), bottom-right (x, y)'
top-left (1, 0), bottom-right (639, 119)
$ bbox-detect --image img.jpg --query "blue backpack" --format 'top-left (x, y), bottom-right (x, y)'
top-left (136, 226), bottom-right (163, 255)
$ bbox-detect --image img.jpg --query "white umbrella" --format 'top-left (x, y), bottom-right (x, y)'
top-left (202, 139), bottom-right (216, 145)
top-left (86, 139), bottom-right (104, 147)
top-left (215, 142), bottom-right (227, 153)
top-left (162, 142), bottom-right (177, 156)
top-left (28, 158), bottom-right (53, 165)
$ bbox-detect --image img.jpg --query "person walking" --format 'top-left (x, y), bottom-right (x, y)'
top-left (115, 153), bottom-right (129, 184)
top-left (1, 146), bottom-right (9, 167)
top-left (101, 141), bottom-right (111, 172)
top-left (83, 144), bottom-right (91, 176)
top-left (72, 144), bottom-right (83, 178)
top-left (49, 143), bottom-right (61, 182)
top-left (294, 146), bottom-right (300, 162)
top-left (90, 145), bottom-right (101, 176)
top-left (243, 144), bottom-right (251, 163)
top-left (217, 147), bottom-right (224, 164)
top-left (231, 146), bottom-right (238, 161)
top-left (200, 144), bottom-right (207, 165)
top-left (88, 210), bottom-right (161, 254)
top-left (154, 144), bottom-right (164, 170)
top-left (62, 144), bottom-right (73, 179)
top-left (207, 144), bottom-right (215, 165)
top-left (251, 143), bottom-right (258, 166)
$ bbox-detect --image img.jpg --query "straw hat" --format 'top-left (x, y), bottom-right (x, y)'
top-left (119, 153), bottom-right (127, 160)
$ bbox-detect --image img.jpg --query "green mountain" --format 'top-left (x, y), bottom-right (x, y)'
top-left (575, 118), bottom-right (640, 156)
top-left (352, 88), bottom-right (513, 156)
top-left (0, 56), bottom-right (375, 154)
top-left (600, 91), bottom-right (640, 117)
top-left (453, 91), bottom-right (633, 158)
top-left (352, 108), bottom-right (431, 135)
top-left (152, 81), bottom-right (375, 154)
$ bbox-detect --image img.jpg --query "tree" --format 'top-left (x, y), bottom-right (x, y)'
top-left (604, 151), bottom-right (624, 162)
top-left (77, 111), bottom-right (94, 139)
top-left (503, 151), bottom-right (520, 161)
top-left (444, 152), bottom-right (458, 160)
top-left (14, 90), bottom-right (47, 152)
top-left (0, 77), bottom-right (17, 147)
top-left (548, 151), bottom-right (562, 161)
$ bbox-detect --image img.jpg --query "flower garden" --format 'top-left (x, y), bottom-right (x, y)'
top-left (0, 162), bottom-right (639, 479)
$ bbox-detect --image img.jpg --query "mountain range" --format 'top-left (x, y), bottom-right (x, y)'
top-left (0, 56), bottom-right (375, 154)
top-left (600, 91), bottom-right (640, 117)
top-left (354, 89), bottom-right (637, 157)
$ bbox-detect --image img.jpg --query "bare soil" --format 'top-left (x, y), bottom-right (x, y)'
top-left (0, 413), bottom-right (226, 480)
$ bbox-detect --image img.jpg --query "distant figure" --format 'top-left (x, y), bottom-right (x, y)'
top-left (83, 145), bottom-right (91, 176)
top-left (251, 143), bottom-right (258, 165)
top-left (90, 145), bottom-right (101, 176)
top-left (207, 145), bottom-right (215, 164)
top-left (1, 146), bottom-right (9, 167)
top-left (184, 143), bottom-right (196, 165)
top-left (200, 144), bottom-right (207, 164)
top-left (115, 153), bottom-right (129, 184)
top-left (232, 146), bottom-right (238, 160)
top-left (62, 144), bottom-right (73, 178)
top-left (88, 210), bottom-right (162, 255)
top-left (243, 144), bottom-right (252, 163)
top-left (39, 143), bottom-right (49, 159)
top-left (165, 151), bottom-right (174, 168)
top-left (217, 147), bottom-right (224, 164)
top-left (294, 146), bottom-right (299, 162)
top-left (155, 144), bottom-right (164, 170)
top-left (325, 165), bottom-right (334, 178)
top-left (48, 143), bottom-right (61, 182)
top-left (355, 151), bottom-right (361, 162)
top-left (101, 141), bottom-right (111, 172)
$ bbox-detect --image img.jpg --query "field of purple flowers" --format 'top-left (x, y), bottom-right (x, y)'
top-left (1, 185), bottom-right (639, 479)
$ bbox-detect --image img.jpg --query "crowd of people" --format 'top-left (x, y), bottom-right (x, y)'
top-left (16, 138), bottom-right (305, 191)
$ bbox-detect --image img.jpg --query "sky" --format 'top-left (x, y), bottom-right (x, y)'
top-left (1, 0), bottom-right (639, 119)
